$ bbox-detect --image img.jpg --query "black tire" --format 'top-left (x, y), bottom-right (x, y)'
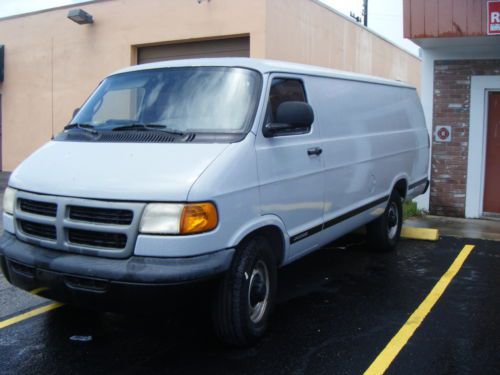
top-left (212, 235), bottom-right (277, 347)
top-left (366, 190), bottom-right (403, 252)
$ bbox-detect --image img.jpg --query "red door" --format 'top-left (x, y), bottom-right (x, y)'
top-left (483, 92), bottom-right (500, 214)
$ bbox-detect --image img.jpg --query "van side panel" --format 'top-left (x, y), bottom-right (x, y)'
top-left (306, 76), bottom-right (428, 246)
top-left (406, 90), bottom-right (430, 199)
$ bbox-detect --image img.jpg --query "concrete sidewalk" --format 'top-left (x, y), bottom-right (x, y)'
top-left (405, 215), bottom-right (500, 241)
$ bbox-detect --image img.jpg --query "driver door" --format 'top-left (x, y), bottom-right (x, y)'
top-left (255, 75), bottom-right (325, 263)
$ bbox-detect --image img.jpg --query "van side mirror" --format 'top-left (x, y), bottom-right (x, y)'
top-left (72, 108), bottom-right (80, 118)
top-left (262, 101), bottom-right (314, 138)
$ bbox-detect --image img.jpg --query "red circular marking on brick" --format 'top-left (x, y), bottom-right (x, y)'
top-left (437, 127), bottom-right (450, 140)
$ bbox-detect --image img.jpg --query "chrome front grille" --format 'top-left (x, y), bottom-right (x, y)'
top-left (18, 219), bottom-right (57, 240)
top-left (13, 191), bottom-right (146, 258)
top-left (19, 199), bottom-right (57, 217)
top-left (68, 228), bottom-right (128, 249)
top-left (69, 205), bottom-right (133, 225)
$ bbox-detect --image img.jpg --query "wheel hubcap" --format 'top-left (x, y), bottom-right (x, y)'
top-left (387, 202), bottom-right (399, 239)
top-left (388, 210), bottom-right (397, 227)
top-left (248, 260), bottom-right (270, 324)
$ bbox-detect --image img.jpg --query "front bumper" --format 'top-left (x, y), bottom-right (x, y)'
top-left (0, 232), bottom-right (234, 309)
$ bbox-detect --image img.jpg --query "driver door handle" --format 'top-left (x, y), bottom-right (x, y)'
top-left (307, 147), bottom-right (322, 156)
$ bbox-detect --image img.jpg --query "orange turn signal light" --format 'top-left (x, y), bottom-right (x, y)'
top-left (180, 202), bottom-right (218, 235)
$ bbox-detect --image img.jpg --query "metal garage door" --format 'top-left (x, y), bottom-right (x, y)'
top-left (138, 37), bottom-right (250, 64)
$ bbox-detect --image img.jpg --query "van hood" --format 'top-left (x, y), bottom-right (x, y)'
top-left (9, 141), bottom-right (229, 201)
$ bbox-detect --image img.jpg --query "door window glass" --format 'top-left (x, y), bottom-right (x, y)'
top-left (266, 79), bottom-right (307, 123)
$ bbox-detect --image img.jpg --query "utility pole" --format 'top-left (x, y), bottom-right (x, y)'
top-left (350, 1), bottom-right (368, 26)
top-left (363, 0), bottom-right (368, 27)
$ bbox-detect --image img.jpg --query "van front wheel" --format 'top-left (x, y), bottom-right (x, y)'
top-left (212, 236), bottom-right (277, 347)
top-left (367, 190), bottom-right (402, 252)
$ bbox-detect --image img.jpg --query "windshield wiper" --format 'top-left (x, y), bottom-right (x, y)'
top-left (111, 123), bottom-right (185, 136)
top-left (64, 123), bottom-right (99, 135)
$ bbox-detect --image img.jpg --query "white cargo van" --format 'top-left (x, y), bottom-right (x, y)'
top-left (0, 58), bottom-right (429, 346)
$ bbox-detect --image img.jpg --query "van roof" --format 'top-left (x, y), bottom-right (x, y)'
top-left (112, 58), bottom-right (415, 89)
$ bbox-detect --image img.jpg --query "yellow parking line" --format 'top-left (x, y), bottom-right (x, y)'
top-left (30, 287), bottom-right (48, 295)
top-left (364, 244), bottom-right (475, 375)
top-left (0, 303), bottom-right (64, 330)
top-left (401, 226), bottom-right (440, 241)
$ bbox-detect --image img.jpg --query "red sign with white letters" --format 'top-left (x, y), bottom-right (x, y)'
top-left (488, 0), bottom-right (500, 35)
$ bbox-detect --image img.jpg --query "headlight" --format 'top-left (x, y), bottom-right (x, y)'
top-left (140, 202), bottom-right (218, 235)
top-left (3, 187), bottom-right (17, 215)
top-left (139, 204), bottom-right (184, 234)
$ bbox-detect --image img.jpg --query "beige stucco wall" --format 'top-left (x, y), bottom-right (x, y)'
top-left (265, 0), bottom-right (420, 88)
top-left (0, 0), bottom-right (267, 170)
top-left (0, 0), bottom-right (420, 171)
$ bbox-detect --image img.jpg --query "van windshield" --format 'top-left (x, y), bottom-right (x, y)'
top-left (71, 67), bottom-right (262, 136)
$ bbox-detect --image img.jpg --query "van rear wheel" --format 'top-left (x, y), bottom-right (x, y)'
top-left (212, 236), bottom-right (277, 347)
top-left (366, 190), bottom-right (402, 252)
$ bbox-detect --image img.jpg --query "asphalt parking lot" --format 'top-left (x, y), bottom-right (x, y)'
top-left (1, 227), bottom-right (499, 374)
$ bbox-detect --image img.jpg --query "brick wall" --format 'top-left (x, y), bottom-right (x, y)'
top-left (431, 60), bottom-right (500, 217)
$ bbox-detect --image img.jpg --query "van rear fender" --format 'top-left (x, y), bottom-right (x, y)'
top-left (228, 215), bottom-right (289, 266)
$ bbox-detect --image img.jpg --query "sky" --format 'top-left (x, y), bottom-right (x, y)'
top-left (0, 0), bottom-right (87, 17)
top-left (0, 0), bottom-right (420, 56)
